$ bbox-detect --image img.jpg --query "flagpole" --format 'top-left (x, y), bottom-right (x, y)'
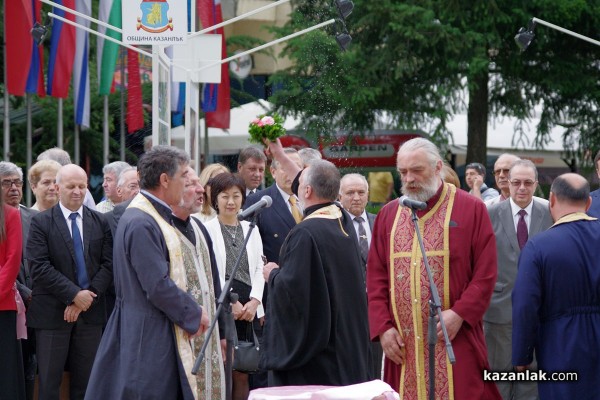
top-left (26, 95), bottom-right (33, 207)
top-left (192, 19), bottom-right (336, 74)
top-left (103, 96), bottom-right (109, 165)
top-left (74, 124), bottom-right (80, 164)
top-left (57, 98), bottom-right (64, 148)
top-left (3, 0), bottom-right (10, 161)
top-left (120, 48), bottom-right (126, 161)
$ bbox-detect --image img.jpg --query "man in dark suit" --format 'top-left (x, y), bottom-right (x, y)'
top-left (238, 146), bottom-right (267, 196)
top-left (338, 173), bottom-right (380, 379)
top-left (588, 150), bottom-right (600, 217)
top-left (0, 161), bottom-right (38, 400)
top-left (245, 148), bottom-right (304, 263)
top-left (244, 147), bottom-right (304, 389)
top-left (27, 164), bottom-right (113, 400)
top-left (485, 159), bottom-right (553, 400)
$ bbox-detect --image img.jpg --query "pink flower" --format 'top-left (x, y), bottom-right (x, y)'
top-left (261, 116), bottom-right (275, 126)
top-left (251, 118), bottom-right (261, 125)
top-left (256, 120), bottom-right (264, 127)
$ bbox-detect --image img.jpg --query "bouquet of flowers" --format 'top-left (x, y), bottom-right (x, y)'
top-left (248, 114), bottom-right (286, 144)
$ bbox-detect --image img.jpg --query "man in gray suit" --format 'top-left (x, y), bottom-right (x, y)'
top-left (338, 173), bottom-right (380, 379)
top-left (485, 159), bottom-right (553, 400)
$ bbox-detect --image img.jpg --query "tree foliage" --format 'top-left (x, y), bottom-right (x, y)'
top-left (268, 0), bottom-right (600, 167)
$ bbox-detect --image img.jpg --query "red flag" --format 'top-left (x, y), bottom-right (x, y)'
top-left (197, 0), bottom-right (230, 129)
top-left (5, 0), bottom-right (45, 96)
top-left (126, 49), bottom-right (144, 133)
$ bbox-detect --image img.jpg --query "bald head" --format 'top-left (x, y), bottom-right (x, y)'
top-left (57, 164), bottom-right (88, 211)
top-left (549, 173), bottom-right (591, 221)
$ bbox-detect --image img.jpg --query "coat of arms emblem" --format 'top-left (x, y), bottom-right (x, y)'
top-left (137, 0), bottom-right (174, 33)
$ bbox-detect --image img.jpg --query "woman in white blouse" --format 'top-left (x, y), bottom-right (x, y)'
top-left (203, 172), bottom-right (264, 400)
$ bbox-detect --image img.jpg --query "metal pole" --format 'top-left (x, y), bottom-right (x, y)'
top-left (26, 95), bottom-right (32, 207)
top-left (74, 124), bottom-right (80, 164)
top-left (58, 98), bottom-right (63, 148)
top-left (103, 96), bottom-right (109, 165)
top-left (533, 17), bottom-right (600, 47)
top-left (191, 19), bottom-right (336, 73)
top-left (48, 12), bottom-right (152, 58)
top-left (120, 49), bottom-right (126, 161)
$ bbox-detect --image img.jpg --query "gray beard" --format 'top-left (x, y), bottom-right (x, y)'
top-left (401, 178), bottom-right (440, 202)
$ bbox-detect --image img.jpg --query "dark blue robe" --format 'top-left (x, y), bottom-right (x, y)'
top-left (512, 217), bottom-right (600, 400)
top-left (85, 194), bottom-right (202, 400)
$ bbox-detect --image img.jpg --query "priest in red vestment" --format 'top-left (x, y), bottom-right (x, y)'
top-left (367, 137), bottom-right (501, 400)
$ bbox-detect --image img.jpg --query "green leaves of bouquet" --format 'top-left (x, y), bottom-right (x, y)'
top-left (248, 114), bottom-right (286, 144)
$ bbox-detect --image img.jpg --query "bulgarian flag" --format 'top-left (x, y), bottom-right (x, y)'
top-left (97, 0), bottom-right (122, 95)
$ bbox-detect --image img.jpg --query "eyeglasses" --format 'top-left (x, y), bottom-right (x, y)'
top-left (493, 168), bottom-right (511, 176)
top-left (509, 179), bottom-right (536, 188)
top-left (1, 179), bottom-right (24, 188)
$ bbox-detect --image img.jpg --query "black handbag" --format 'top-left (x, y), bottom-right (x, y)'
top-left (232, 322), bottom-right (260, 374)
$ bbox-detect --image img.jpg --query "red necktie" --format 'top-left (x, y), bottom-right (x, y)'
top-left (517, 209), bottom-right (528, 250)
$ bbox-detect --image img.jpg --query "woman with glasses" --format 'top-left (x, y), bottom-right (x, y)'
top-left (0, 188), bottom-right (25, 399)
top-left (204, 172), bottom-right (264, 400)
top-left (28, 160), bottom-right (61, 212)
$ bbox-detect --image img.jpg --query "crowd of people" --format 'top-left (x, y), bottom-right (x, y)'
top-left (1, 138), bottom-right (599, 400)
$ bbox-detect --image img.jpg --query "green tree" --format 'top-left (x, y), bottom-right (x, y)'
top-left (269, 0), bottom-right (600, 167)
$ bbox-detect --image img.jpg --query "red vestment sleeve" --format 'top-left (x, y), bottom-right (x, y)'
top-left (449, 192), bottom-right (498, 328)
top-left (367, 202), bottom-right (399, 341)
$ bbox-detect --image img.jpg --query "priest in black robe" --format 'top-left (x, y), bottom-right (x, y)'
top-left (261, 159), bottom-right (372, 387)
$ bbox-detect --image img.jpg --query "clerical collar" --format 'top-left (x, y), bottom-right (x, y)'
top-left (304, 202), bottom-right (334, 217)
top-left (552, 212), bottom-right (597, 228)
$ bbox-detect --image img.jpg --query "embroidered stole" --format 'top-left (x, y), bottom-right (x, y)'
top-left (128, 194), bottom-right (198, 399)
top-left (178, 219), bottom-right (225, 399)
top-left (390, 183), bottom-right (456, 400)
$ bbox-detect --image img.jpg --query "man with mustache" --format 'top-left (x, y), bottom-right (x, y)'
top-left (367, 137), bottom-right (501, 399)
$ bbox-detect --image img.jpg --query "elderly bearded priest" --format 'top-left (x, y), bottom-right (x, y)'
top-left (367, 138), bottom-right (501, 399)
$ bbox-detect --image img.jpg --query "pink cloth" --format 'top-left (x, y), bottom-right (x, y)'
top-left (249, 380), bottom-right (399, 400)
top-left (14, 284), bottom-right (27, 339)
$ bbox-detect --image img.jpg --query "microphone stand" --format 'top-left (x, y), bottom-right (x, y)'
top-left (192, 213), bottom-right (260, 400)
top-left (408, 206), bottom-right (455, 400)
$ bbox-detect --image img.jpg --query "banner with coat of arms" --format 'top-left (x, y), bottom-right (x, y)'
top-left (122, 0), bottom-right (187, 45)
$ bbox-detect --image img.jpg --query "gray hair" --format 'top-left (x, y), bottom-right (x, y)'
top-left (37, 147), bottom-right (72, 166)
top-left (138, 146), bottom-right (190, 190)
top-left (298, 147), bottom-right (322, 166)
top-left (0, 162), bottom-right (23, 180)
top-left (303, 159), bottom-right (341, 201)
top-left (509, 159), bottom-right (538, 181)
top-left (117, 167), bottom-right (138, 187)
top-left (397, 137), bottom-right (442, 168)
top-left (102, 161), bottom-right (131, 181)
top-left (340, 173), bottom-right (368, 192)
top-left (271, 148), bottom-right (299, 170)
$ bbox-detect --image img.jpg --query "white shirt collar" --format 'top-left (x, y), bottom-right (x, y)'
top-left (59, 202), bottom-right (84, 220)
top-left (509, 197), bottom-right (534, 217)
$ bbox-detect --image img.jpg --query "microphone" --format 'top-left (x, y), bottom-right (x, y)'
top-left (399, 195), bottom-right (427, 211)
top-left (238, 195), bottom-right (273, 220)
